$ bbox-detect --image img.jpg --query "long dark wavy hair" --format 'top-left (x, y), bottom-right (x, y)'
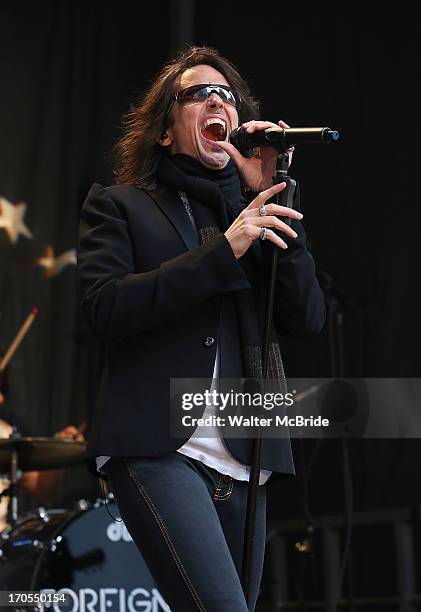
top-left (113, 46), bottom-right (260, 188)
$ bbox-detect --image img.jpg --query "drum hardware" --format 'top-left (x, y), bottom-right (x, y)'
top-left (0, 527), bottom-right (9, 542)
top-left (8, 432), bottom-right (19, 527)
top-left (93, 491), bottom-right (114, 509)
top-left (74, 498), bottom-right (90, 512)
top-left (31, 539), bottom-right (45, 550)
top-left (50, 534), bottom-right (63, 553)
top-left (0, 434), bottom-right (87, 527)
top-left (1, 470), bottom-right (22, 480)
top-left (36, 507), bottom-right (49, 523)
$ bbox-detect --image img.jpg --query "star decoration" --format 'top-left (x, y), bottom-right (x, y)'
top-left (36, 245), bottom-right (77, 278)
top-left (0, 196), bottom-right (33, 244)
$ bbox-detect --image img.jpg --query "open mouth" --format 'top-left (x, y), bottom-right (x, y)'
top-left (201, 117), bottom-right (227, 142)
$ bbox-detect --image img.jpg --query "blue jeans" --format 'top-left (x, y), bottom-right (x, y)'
top-left (104, 452), bottom-right (267, 611)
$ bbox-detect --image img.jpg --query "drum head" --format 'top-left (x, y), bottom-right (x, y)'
top-left (1, 500), bottom-right (170, 610)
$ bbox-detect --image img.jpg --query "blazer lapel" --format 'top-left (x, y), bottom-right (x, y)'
top-left (147, 187), bottom-right (263, 265)
top-left (147, 186), bottom-right (199, 250)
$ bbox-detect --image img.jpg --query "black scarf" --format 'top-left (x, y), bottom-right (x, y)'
top-left (156, 153), bottom-right (286, 385)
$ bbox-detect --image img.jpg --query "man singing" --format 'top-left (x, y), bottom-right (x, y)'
top-left (78, 46), bottom-right (325, 611)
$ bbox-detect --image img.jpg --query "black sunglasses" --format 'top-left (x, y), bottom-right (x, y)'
top-left (165, 83), bottom-right (240, 117)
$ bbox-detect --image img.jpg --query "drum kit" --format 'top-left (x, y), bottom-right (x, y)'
top-left (0, 314), bottom-right (171, 610)
top-left (0, 436), bottom-right (171, 611)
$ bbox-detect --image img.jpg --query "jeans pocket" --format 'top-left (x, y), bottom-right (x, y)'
top-left (213, 473), bottom-right (234, 501)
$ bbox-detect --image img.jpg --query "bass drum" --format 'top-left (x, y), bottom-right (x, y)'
top-left (0, 496), bottom-right (171, 611)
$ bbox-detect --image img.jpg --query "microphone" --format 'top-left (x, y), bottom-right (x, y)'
top-left (229, 126), bottom-right (340, 155)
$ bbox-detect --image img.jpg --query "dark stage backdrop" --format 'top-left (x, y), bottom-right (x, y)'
top-left (0, 3), bottom-right (419, 514)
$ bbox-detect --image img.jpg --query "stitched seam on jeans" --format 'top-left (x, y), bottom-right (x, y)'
top-left (124, 459), bottom-right (207, 612)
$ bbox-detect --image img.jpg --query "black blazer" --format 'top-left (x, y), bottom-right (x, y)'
top-left (77, 182), bottom-right (325, 476)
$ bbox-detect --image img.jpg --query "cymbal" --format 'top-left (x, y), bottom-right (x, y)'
top-left (0, 436), bottom-right (86, 472)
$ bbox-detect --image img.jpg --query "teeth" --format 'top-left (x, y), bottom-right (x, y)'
top-left (202, 117), bottom-right (227, 131)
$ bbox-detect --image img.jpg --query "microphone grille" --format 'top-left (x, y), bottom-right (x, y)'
top-left (229, 127), bottom-right (255, 157)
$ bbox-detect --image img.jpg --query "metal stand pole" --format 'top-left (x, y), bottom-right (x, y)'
top-left (9, 448), bottom-right (19, 528)
top-left (242, 152), bottom-right (296, 605)
top-left (324, 277), bottom-right (355, 611)
top-left (3, 429), bottom-right (22, 529)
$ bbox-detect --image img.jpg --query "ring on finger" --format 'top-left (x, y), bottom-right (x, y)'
top-left (258, 204), bottom-right (267, 216)
top-left (260, 227), bottom-right (268, 241)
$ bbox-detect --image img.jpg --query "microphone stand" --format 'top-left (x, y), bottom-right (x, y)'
top-left (242, 151), bottom-right (296, 605)
top-left (324, 275), bottom-right (355, 611)
top-left (1, 427), bottom-right (22, 528)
